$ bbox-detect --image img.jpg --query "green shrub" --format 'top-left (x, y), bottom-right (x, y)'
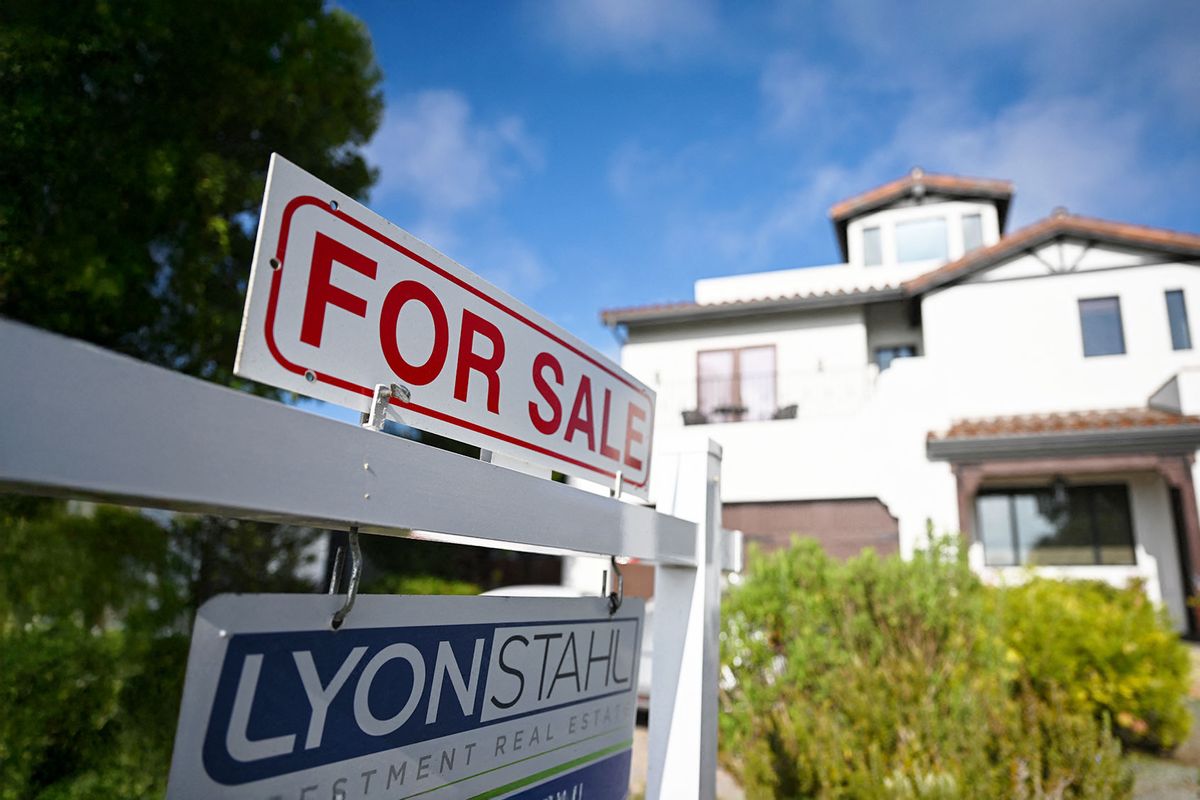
top-left (365, 573), bottom-right (481, 596)
top-left (995, 576), bottom-right (1191, 751)
top-left (720, 537), bottom-right (1133, 799)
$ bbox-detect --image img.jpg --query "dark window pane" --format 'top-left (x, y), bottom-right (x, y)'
top-left (1027, 489), bottom-right (1091, 565)
top-left (982, 484), bottom-right (1136, 566)
top-left (863, 226), bottom-right (882, 266)
top-left (1167, 290), bottom-right (1192, 351)
top-left (896, 217), bottom-right (948, 262)
top-left (962, 213), bottom-right (984, 252)
top-left (977, 494), bottom-right (1017, 566)
top-left (1019, 491), bottom-right (1084, 565)
top-left (1079, 297), bottom-right (1126, 357)
top-left (876, 345), bottom-right (916, 371)
top-left (1091, 485), bottom-right (1136, 565)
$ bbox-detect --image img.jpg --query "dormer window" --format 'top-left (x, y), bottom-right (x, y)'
top-left (962, 213), bottom-right (984, 253)
top-left (830, 171), bottom-right (1012, 264)
top-left (863, 226), bottom-right (883, 266)
top-left (896, 217), bottom-right (948, 263)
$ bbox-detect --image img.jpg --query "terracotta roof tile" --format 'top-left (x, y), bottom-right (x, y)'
top-left (828, 169), bottom-right (1013, 222)
top-left (931, 408), bottom-right (1200, 442)
top-left (603, 208), bottom-right (1200, 327)
top-left (904, 212), bottom-right (1200, 295)
top-left (599, 284), bottom-right (900, 325)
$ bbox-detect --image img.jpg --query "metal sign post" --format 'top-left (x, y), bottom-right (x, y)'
top-left (0, 317), bottom-right (733, 799)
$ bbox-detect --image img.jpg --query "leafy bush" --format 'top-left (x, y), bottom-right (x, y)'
top-left (365, 574), bottom-right (481, 596)
top-left (995, 576), bottom-right (1191, 751)
top-left (720, 538), bottom-right (1134, 799)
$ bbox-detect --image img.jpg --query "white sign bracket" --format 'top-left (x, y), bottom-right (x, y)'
top-left (360, 382), bottom-right (410, 431)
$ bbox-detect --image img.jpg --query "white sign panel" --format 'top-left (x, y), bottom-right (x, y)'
top-left (236, 155), bottom-right (654, 498)
top-left (167, 594), bottom-right (643, 800)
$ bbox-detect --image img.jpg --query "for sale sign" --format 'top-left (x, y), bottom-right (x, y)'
top-left (236, 155), bottom-right (654, 498)
top-left (166, 594), bottom-right (642, 799)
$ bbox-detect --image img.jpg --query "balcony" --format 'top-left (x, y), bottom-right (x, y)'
top-left (669, 366), bottom-right (880, 426)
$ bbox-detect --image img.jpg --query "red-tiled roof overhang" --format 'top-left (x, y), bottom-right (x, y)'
top-left (829, 171), bottom-right (1014, 261)
top-left (933, 408), bottom-right (1200, 439)
top-left (927, 408), bottom-right (1200, 462)
top-left (829, 172), bottom-right (1014, 223)
top-left (602, 211), bottom-right (1200, 328)
top-left (599, 285), bottom-right (903, 326)
top-left (904, 212), bottom-right (1200, 296)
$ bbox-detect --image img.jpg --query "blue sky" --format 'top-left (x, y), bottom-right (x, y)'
top-left (333, 0), bottom-right (1199, 359)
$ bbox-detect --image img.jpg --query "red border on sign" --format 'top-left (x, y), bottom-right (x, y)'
top-left (262, 196), bottom-right (652, 489)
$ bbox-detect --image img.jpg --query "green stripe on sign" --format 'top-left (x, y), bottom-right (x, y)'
top-left (466, 739), bottom-right (633, 800)
top-left (397, 730), bottom-right (616, 800)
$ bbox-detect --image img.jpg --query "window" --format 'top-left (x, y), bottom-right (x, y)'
top-left (895, 217), bottom-right (948, 262)
top-left (875, 344), bottom-right (916, 371)
top-left (961, 213), bottom-right (984, 253)
top-left (1167, 290), bottom-right (1192, 350)
top-left (696, 346), bottom-right (776, 423)
top-left (863, 226), bottom-right (883, 266)
top-left (1079, 296), bottom-right (1125, 357)
top-left (976, 484), bottom-right (1135, 567)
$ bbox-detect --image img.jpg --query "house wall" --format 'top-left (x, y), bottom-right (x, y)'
top-left (921, 258), bottom-right (1200, 417)
top-left (623, 307), bottom-right (869, 433)
top-left (616, 212), bottom-right (1200, 630)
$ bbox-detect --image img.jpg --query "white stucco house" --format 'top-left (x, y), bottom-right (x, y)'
top-left (600, 169), bottom-right (1200, 634)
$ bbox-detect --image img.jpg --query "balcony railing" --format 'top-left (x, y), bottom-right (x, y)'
top-left (668, 366), bottom-right (878, 425)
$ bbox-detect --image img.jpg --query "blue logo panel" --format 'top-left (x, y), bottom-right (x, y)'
top-left (200, 617), bottom-right (638, 786)
top-left (503, 750), bottom-right (631, 800)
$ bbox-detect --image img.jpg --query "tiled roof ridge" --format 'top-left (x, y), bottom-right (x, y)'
top-left (599, 283), bottom-right (898, 323)
top-left (904, 212), bottom-right (1200, 295)
top-left (828, 169), bottom-right (1014, 222)
top-left (603, 212), bottom-right (1200, 326)
top-left (930, 407), bottom-right (1200, 442)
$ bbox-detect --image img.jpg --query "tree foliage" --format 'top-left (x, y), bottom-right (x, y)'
top-left (0, 497), bottom-right (322, 798)
top-left (0, 0), bottom-right (382, 386)
top-left (0, 4), bottom-right (384, 796)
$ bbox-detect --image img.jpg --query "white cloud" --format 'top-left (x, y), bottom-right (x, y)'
top-left (467, 238), bottom-right (551, 301)
top-left (533, 0), bottom-right (720, 65)
top-left (606, 139), bottom-right (720, 200)
top-left (888, 97), bottom-right (1156, 224)
top-left (758, 54), bottom-right (832, 136)
top-left (738, 0), bottom-right (1200, 263)
top-left (367, 90), bottom-right (541, 218)
top-left (664, 165), bottom-right (854, 270)
top-left (364, 90), bottom-right (550, 300)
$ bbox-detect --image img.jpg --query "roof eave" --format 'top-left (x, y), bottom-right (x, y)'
top-left (602, 287), bottom-right (904, 328)
top-left (926, 426), bottom-right (1200, 463)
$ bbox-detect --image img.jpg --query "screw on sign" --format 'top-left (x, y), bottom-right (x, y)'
top-left (235, 155), bottom-right (655, 498)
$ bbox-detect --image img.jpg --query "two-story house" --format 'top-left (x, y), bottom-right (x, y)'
top-left (601, 169), bottom-right (1200, 634)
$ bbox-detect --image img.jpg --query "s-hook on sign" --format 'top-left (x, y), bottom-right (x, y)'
top-left (235, 155), bottom-right (655, 498)
top-left (165, 594), bottom-right (642, 800)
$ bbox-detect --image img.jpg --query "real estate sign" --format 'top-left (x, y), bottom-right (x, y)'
top-left (235, 155), bottom-right (655, 498)
top-left (166, 594), bottom-right (643, 799)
